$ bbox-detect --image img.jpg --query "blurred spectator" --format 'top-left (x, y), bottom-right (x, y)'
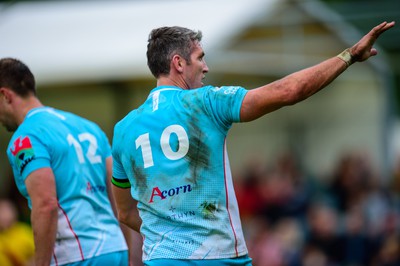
top-left (258, 152), bottom-right (313, 222)
top-left (246, 217), bottom-right (284, 266)
top-left (301, 245), bottom-right (330, 266)
top-left (303, 203), bottom-right (343, 265)
top-left (235, 158), bottom-right (268, 221)
top-left (340, 205), bottom-right (371, 266)
top-left (367, 209), bottom-right (400, 266)
top-left (370, 234), bottom-right (400, 266)
top-left (246, 217), bottom-right (303, 266)
top-left (273, 218), bottom-right (303, 266)
top-left (0, 198), bottom-right (34, 266)
top-left (328, 151), bottom-right (375, 212)
top-left (362, 172), bottom-right (394, 238)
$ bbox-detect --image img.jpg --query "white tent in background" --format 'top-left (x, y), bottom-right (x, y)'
top-left (0, 0), bottom-right (280, 84)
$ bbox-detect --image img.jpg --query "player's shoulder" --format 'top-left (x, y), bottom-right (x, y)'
top-left (208, 85), bottom-right (246, 95)
top-left (58, 109), bottom-right (103, 130)
top-left (114, 109), bottom-right (138, 131)
top-left (30, 108), bottom-right (104, 137)
top-left (181, 85), bottom-right (216, 99)
top-left (10, 112), bottom-right (43, 142)
top-left (7, 125), bottom-right (37, 160)
top-left (191, 85), bottom-right (246, 95)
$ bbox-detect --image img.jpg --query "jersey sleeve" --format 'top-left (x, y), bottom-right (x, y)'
top-left (7, 133), bottom-right (51, 181)
top-left (203, 86), bottom-right (248, 131)
top-left (111, 156), bottom-right (131, 188)
top-left (111, 125), bottom-right (131, 188)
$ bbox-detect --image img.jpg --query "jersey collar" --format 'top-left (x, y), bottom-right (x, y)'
top-left (147, 86), bottom-right (182, 99)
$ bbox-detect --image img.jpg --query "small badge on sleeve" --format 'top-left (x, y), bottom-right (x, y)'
top-left (10, 136), bottom-right (35, 174)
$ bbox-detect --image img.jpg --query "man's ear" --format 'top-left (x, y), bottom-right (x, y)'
top-left (0, 87), bottom-right (14, 104)
top-left (172, 55), bottom-right (184, 73)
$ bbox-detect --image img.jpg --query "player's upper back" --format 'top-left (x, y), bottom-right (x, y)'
top-left (8, 107), bottom-right (111, 199)
top-left (112, 85), bottom-right (247, 194)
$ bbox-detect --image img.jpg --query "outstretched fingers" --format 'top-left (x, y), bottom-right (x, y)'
top-left (371, 21), bottom-right (396, 38)
top-left (351, 21), bottom-right (395, 62)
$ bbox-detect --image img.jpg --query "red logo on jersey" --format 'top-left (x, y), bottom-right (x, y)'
top-left (148, 184), bottom-right (193, 203)
top-left (10, 136), bottom-right (33, 156)
top-left (10, 136), bottom-right (35, 174)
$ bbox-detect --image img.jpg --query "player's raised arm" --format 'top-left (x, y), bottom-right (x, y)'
top-left (240, 21), bottom-right (395, 122)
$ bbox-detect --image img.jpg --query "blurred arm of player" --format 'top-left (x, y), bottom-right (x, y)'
top-left (111, 183), bottom-right (142, 232)
top-left (25, 167), bottom-right (58, 266)
top-left (240, 21), bottom-right (395, 122)
top-left (107, 158), bottom-right (143, 266)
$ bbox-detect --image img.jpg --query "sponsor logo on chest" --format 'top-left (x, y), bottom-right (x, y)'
top-left (149, 184), bottom-right (193, 203)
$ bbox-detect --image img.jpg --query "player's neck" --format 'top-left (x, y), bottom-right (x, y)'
top-left (157, 76), bottom-right (188, 90)
top-left (17, 96), bottom-right (44, 125)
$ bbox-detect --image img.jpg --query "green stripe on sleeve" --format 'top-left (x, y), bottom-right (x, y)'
top-left (111, 176), bottom-right (131, 189)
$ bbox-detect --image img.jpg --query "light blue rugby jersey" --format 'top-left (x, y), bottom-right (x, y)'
top-left (112, 85), bottom-right (249, 261)
top-left (7, 107), bottom-right (127, 266)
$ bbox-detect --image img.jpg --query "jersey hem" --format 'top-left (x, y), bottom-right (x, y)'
top-left (51, 247), bottom-right (128, 266)
top-left (143, 250), bottom-right (249, 261)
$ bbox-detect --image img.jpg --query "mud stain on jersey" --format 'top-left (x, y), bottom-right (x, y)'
top-left (185, 118), bottom-right (210, 186)
top-left (131, 158), bottom-right (148, 198)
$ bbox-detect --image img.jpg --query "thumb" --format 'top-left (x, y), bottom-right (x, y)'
top-left (370, 48), bottom-right (378, 57)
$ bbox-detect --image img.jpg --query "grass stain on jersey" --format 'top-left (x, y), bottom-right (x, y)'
top-left (200, 201), bottom-right (218, 220)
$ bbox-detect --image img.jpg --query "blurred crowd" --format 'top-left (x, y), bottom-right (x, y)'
top-left (236, 150), bottom-right (400, 266)
top-left (0, 198), bottom-right (34, 266)
top-left (2, 149), bottom-right (400, 266)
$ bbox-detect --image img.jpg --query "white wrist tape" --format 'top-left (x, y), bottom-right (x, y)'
top-left (336, 48), bottom-right (354, 67)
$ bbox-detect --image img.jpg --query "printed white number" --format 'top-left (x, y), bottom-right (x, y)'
top-left (78, 133), bottom-right (102, 163)
top-left (67, 134), bottom-right (85, 163)
top-left (161, 125), bottom-right (189, 160)
top-left (136, 125), bottom-right (189, 168)
top-left (135, 133), bottom-right (154, 168)
top-left (67, 133), bottom-right (102, 164)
